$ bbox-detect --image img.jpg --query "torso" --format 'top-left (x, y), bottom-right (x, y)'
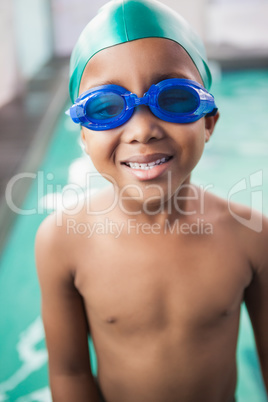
top-left (61, 186), bottom-right (255, 402)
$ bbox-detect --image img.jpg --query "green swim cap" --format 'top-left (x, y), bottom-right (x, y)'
top-left (69, 0), bottom-right (212, 102)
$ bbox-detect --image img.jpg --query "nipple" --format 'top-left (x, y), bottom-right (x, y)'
top-left (106, 316), bottom-right (117, 324)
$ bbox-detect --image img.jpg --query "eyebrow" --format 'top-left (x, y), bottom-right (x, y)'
top-left (84, 79), bottom-right (122, 91)
top-left (152, 72), bottom-right (190, 82)
top-left (84, 72), bottom-right (190, 92)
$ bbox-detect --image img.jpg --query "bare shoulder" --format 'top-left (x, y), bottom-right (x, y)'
top-left (35, 185), bottom-right (115, 267)
top-left (202, 188), bottom-right (268, 273)
top-left (201, 186), bottom-right (263, 224)
top-left (34, 210), bottom-right (73, 281)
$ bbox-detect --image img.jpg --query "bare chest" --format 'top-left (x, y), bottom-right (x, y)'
top-left (73, 231), bottom-right (252, 335)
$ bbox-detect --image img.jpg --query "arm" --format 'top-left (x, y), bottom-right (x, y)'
top-left (35, 213), bottom-right (100, 402)
top-left (244, 215), bottom-right (268, 393)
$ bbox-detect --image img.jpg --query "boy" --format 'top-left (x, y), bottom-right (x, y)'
top-left (35, 1), bottom-right (268, 401)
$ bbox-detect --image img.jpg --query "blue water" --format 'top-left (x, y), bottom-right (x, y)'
top-left (0, 69), bottom-right (267, 401)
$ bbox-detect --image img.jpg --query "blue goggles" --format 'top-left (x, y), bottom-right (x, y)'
top-left (66, 78), bottom-right (218, 131)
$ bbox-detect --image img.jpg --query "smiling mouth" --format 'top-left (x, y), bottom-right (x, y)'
top-left (122, 156), bottom-right (173, 170)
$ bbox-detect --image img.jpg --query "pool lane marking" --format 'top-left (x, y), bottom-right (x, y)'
top-left (0, 316), bottom-right (48, 400)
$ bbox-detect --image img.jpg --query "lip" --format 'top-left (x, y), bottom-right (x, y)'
top-left (121, 153), bottom-right (172, 164)
top-left (120, 153), bottom-right (173, 181)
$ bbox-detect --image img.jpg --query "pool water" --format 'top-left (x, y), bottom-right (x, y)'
top-left (0, 70), bottom-right (267, 401)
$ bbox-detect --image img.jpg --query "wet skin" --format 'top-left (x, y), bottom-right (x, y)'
top-left (35, 38), bottom-right (268, 402)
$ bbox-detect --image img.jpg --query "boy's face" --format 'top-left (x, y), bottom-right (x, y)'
top-left (80, 38), bottom-right (218, 204)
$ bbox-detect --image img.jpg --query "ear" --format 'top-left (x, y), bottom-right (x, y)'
top-left (204, 111), bottom-right (220, 143)
top-left (81, 127), bottom-right (89, 154)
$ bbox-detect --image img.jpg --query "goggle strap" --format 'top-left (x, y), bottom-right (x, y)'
top-left (206, 107), bottom-right (218, 117)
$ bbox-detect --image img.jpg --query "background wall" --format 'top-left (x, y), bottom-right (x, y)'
top-left (13, 0), bottom-right (53, 79)
top-left (0, 0), bottom-right (53, 107)
top-left (207, 0), bottom-right (268, 50)
top-left (0, 1), bottom-right (19, 107)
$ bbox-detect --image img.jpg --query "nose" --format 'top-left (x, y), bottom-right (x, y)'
top-left (121, 106), bottom-right (165, 144)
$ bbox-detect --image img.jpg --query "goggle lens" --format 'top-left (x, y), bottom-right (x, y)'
top-left (158, 87), bottom-right (199, 114)
top-left (86, 92), bottom-right (125, 121)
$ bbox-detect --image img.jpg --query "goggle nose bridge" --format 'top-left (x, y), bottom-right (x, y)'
top-left (123, 86), bottom-right (158, 110)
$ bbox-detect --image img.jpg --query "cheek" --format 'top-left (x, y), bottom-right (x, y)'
top-left (184, 120), bottom-right (206, 155)
top-left (81, 128), bottom-right (119, 173)
top-left (175, 120), bottom-right (206, 171)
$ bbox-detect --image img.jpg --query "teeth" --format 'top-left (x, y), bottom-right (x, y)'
top-left (126, 157), bottom-right (170, 170)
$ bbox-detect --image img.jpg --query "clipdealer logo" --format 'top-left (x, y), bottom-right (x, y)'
top-left (66, 217), bottom-right (213, 238)
top-left (227, 170), bottom-right (263, 232)
top-left (5, 170), bottom-right (264, 233)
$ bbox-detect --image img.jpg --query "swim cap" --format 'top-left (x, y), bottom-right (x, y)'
top-left (69, 0), bottom-right (212, 102)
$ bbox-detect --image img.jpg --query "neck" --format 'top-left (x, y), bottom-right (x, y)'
top-left (115, 175), bottom-right (201, 227)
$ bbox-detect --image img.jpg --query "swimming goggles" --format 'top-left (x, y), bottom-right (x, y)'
top-left (66, 78), bottom-right (218, 131)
